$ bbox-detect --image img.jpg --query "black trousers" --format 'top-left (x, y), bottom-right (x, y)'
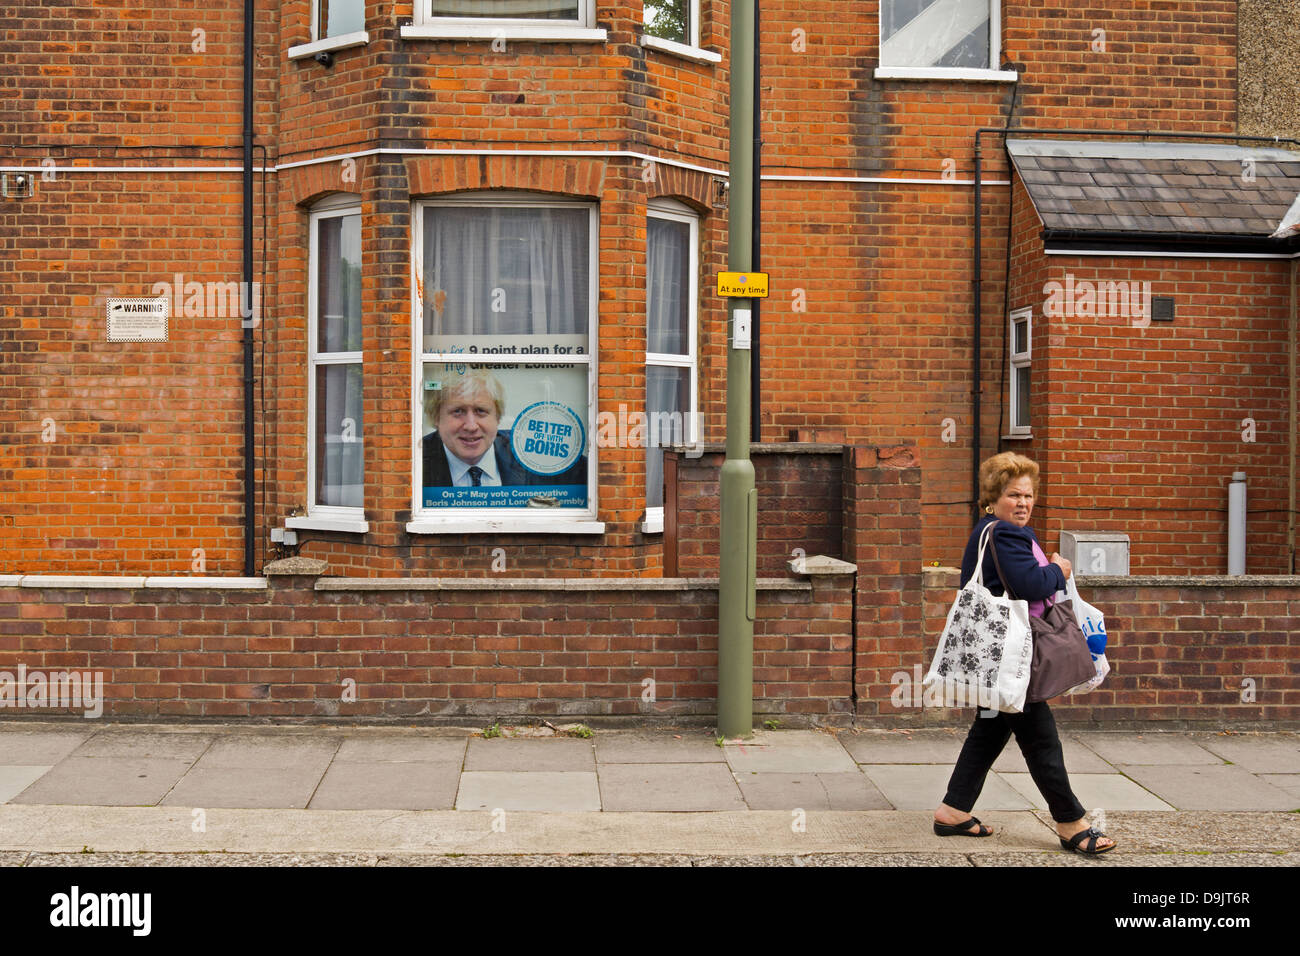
top-left (942, 701), bottom-right (1087, 824)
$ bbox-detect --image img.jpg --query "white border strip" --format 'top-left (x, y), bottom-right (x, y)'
top-left (1, 148), bottom-right (1015, 187)
top-left (1046, 248), bottom-right (1300, 259)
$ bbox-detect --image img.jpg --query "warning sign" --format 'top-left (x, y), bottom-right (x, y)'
top-left (107, 298), bottom-right (169, 342)
top-left (717, 272), bottom-right (769, 298)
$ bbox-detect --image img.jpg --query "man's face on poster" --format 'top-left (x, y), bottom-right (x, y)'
top-left (437, 386), bottom-right (500, 466)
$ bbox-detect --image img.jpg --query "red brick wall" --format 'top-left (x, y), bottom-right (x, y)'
top-left (666, 445), bottom-right (845, 577)
top-left (1007, 177), bottom-right (1297, 574)
top-left (0, 574), bottom-right (852, 719)
top-left (2, 0), bottom-right (1264, 578)
top-left (920, 568), bottom-right (1300, 724)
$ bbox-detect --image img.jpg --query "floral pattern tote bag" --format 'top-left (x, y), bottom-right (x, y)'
top-left (923, 523), bottom-right (1034, 713)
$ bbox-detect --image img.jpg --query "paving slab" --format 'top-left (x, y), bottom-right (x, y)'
top-left (464, 738), bottom-right (595, 772)
top-left (1259, 774), bottom-right (1300, 799)
top-left (839, 729), bottom-right (968, 764)
top-left (160, 767), bottom-right (326, 809)
top-left (309, 761), bottom-right (460, 810)
top-left (456, 772), bottom-right (601, 812)
top-left (999, 772), bottom-right (1175, 811)
top-left (1073, 733), bottom-right (1224, 765)
top-left (0, 729), bottom-right (93, 764)
top-left (1116, 765), bottom-right (1299, 811)
top-left (859, 764), bottom-right (1034, 811)
top-left (993, 737), bottom-right (1115, 774)
top-left (723, 730), bottom-right (857, 773)
top-left (0, 806), bottom-right (1059, 854)
top-left (594, 733), bottom-right (725, 764)
top-left (0, 766), bottom-right (51, 804)
top-left (1193, 734), bottom-right (1300, 773)
top-left (332, 737), bottom-right (467, 764)
top-left (71, 730), bottom-right (214, 761)
top-left (735, 772), bottom-right (893, 811)
top-left (12, 757), bottom-right (195, 806)
top-left (191, 736), bottom-right (339, 771)
top-left (597, 763), bottom-right (744, 811)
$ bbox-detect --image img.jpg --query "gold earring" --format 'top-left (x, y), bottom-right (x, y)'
top-left (984, 505), bottom-right (994, 514)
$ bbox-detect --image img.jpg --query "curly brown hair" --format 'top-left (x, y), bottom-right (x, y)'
top-left (977, 452), bottom-right (1040, 511)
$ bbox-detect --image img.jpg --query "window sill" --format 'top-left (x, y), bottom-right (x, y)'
top-left (286, 515), bottom-right (370, 534)
top-left (400, 24), bottom-right (607, 43)
top-left (640, 515), bottom-right (664, 534)
top-left (288, 31), bottom-right (370, 60)
top-left (406, 516), bottom-right (606, 535)
top-left (1002, 431), bottom-right (1033, 441)
top-left (873, 66), bottom-right (1019, 83)
top-left (641, 34), bottom-right (722, 64)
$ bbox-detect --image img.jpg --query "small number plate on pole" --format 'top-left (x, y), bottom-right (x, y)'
top-left (717, 272), bottom-right (769, 297)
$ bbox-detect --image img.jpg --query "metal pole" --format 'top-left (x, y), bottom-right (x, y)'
top-left (242, 0), bottom-right (256, 576)
top-left (719, 0), bottom-right (756, 738)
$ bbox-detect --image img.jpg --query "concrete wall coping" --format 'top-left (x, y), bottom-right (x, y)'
top-left (314, 576), bottom-right (813, 592)
top-left (921, 567), bottom-right (1300, 588)
top-left (1, 576), bottom-right (268, 589)
top-left (664, 442), bottom-right (845, 455)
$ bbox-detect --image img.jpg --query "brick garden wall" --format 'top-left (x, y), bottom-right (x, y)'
top-left (0, 573), bottom-right (853, 720)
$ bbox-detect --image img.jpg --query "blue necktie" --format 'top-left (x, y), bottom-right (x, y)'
top-left (468, 466), bottom-right (483, 486)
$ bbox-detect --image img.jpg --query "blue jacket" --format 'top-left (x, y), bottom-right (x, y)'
top-left (959, 515), bottom-right (1065, 602)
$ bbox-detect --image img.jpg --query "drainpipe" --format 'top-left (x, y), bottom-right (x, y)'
top-left (242, 0), bottom-right (256, 575)
top-left (1290, 258), bottom-right (1297, 573)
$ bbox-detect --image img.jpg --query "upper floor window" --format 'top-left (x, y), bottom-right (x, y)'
top-left (644, 0), bottom-right (691, 46)
top-left (425, 0), bottom-right (590, 24)
top-left (876, 0), bottom-right (1014, 80)
top-left (1008, 307), bottom-right (1031, 437)
top-left (315, 0), bottom-right (365, 40)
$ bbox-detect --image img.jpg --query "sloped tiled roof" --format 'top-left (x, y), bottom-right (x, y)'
top-left (1007, 139), bottom-right (1300, 248)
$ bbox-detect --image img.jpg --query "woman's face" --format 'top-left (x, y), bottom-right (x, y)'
top-left (993, 475), bottom-right (1035, 527)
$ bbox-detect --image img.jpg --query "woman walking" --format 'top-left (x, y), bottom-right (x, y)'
top-left (932, 452), bottom-right (1116, 855)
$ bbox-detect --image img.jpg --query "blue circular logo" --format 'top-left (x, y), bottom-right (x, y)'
top-left (510, 401), bottom-right (585, 476)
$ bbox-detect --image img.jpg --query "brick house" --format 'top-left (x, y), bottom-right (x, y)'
top-left (2, 0), bottom-right (1297, 579)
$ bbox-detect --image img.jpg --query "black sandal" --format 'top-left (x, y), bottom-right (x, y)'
top-left (1060, 827), bottom-right (1116, 855)
top-left (933, 815), bottom-right (993, 837)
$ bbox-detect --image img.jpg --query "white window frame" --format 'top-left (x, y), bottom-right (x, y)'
top-left (294, 196), bottom-right (368, 534)
top-left (1008, 306), bottom-right (1032, 438)
top-left (408, 192), bottom-right (604, 535)
top-left (403, 0), bottom-right (607, 43)
top-left (641, 0), bottom-right (720, 64)
top-left (288, 0), bottom-right (370, 60)
top-left (642, 199), bottom-right (699, 535)
top-left (873, 0), bottom-right (1017, 82)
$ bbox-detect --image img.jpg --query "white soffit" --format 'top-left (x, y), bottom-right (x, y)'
top-left (1006, 138), bottom-right (1300, 164)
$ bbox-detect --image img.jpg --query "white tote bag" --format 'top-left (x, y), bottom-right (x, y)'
top-left (1058, 576), bottom-right (1110, 695)
top-left (924, 523), bottom-right (1034, 713)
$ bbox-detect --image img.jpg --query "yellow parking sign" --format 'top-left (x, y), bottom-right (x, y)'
top-left (717, 272), bottom-right (769, 297)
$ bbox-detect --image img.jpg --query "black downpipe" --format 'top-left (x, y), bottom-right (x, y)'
top-left (750, 0), bottom-right (761, 443)
top-left (242, 0), bottom-right (255, 575)
top-left (972, 140), bottom-right (983, 520)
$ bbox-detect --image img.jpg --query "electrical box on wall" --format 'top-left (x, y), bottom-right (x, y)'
top-left (1060, 531), bottom-right (1130, 576)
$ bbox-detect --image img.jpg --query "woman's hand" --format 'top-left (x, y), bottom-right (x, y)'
top-left (1051, 553), bottom-right (1072, 580)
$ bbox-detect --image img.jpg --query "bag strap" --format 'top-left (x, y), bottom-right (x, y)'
top-left (986, 521), bottom-right (1022, 601)
top-left (970, 521), bottom-right (997, 590)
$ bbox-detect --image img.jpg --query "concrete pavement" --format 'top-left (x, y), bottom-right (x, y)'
top-left (0, 722), bottom-right (1297, 865)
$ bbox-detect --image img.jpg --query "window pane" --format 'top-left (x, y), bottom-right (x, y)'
top-left (646, 365), bottom-right (690, 509)
top-left (430, 1), bottom-right (580, 19)
top-left (1015, 365), bottom-right (1030, 428)
top-left (880, 0), bottom-right (989, 68)
top-left (321, 0), bottom-right (365, 37)
top-left (420, 362), bottom-right (589, 509)
top-left (647, 216), bottom-right (690, 355)
top-left (423, 206), bottom-right (590, 347)
top-left (644, 0), bottom-right (688, 44)
top-left (1013, 319), bottom-right (1028, 355)
top-left (315, 363), bottom-right (364, 507)
top-left (317, 214), bottom-right (362, 353)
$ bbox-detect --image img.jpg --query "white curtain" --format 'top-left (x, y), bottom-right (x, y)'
top-left (646, 216), bottom-right (692, 509)
top-left (425, 206), bottom-right (588, 337)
